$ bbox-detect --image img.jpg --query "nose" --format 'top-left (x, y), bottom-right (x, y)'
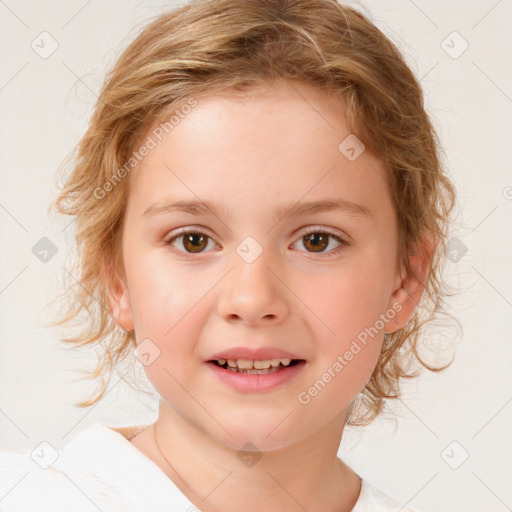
top-left (217, 250), bottom-right (290, 326)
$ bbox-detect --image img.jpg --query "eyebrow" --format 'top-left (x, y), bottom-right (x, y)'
top-left (143, 197), bottom-right (371, 220)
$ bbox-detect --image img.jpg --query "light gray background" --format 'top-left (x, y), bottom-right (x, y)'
top-left (1, 1), bottom-right (511, 511)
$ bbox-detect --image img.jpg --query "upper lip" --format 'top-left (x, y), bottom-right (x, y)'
top-left (208, 347), bottom-right (304, 361)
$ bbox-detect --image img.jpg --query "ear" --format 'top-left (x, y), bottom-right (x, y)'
top-left (385, 238), bottom-right (433, 334)
top-left (103, 258), bottom-right (134, 332)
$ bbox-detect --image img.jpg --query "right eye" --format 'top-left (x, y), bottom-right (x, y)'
top-left (164, 228), bottom-right (218, 254)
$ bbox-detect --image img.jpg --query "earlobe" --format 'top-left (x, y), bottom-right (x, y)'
top-left (385, 250), bottom-right (430, 334)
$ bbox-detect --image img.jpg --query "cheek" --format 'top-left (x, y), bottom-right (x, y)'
top-left (295, 270), bottom-right (387, 420)
top-left (295, 340), bottom-right (382, 433)
top-left (126, 253), bottom-right (204, 338)
top-left (291, 255), bottom-right (393, 402)
top-left (134, 300), bottom-right (207, 415)
top-left (299, 262), bottom-right (395, 347)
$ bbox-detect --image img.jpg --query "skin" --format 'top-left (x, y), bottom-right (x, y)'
top-left (107, 80), bottom-right (427, 511)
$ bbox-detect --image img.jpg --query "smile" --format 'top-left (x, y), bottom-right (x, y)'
top-left (214, 357), bottom-right (299, 372)
top-left (206, 358), bottom-right (306, 391)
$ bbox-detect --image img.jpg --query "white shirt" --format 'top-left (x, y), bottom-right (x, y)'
top-left (0, 423), bottom-right (420, 511)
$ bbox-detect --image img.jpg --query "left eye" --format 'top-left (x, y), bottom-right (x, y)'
top-left (165, 229), bottom-right (217, 254)
top-left (292, 230), bottom-right (347, 254)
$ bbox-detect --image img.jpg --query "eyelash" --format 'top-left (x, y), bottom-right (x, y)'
top-left (164, 226), bottom-right (349, 258)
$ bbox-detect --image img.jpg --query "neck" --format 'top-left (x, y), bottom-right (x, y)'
top-left (146, 400), bottom-right (361, 512)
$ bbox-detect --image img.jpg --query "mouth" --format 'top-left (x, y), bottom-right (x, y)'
top-left (205, 346), bottom-right (307, 392)
top-left (207, 358), bottom-right (305, 375)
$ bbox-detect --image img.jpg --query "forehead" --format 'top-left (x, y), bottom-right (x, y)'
top-left (125, 81), bottom-right (391, 220)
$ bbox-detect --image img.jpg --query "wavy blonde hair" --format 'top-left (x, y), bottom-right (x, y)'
top-left (47, 0), bottom-right (456, 426)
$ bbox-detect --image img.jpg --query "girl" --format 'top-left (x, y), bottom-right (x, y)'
top-left (0, 0), bottom-right (455, 510)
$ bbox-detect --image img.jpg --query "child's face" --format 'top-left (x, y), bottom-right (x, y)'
top-left (111, 81), bottom-right (408, 450)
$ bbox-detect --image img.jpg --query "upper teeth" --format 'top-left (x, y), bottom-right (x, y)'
top-left (217, 358), bottom-right (292, 369)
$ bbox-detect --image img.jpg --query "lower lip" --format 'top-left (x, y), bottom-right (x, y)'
top-left (206, 361), bottom-right (306, 392)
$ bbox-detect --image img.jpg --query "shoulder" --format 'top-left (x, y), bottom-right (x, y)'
top-left (352, 477), bottom-right (422, 512)
top-left (0, 448), bottom-right (100, 512)
top-left (0, 422), bottom-right (190, 512)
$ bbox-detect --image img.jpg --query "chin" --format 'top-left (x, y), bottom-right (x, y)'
top-left (200, 408), bottom-right (307, 452)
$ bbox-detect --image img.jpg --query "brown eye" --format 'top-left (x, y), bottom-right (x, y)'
top-left (294, 229), bottom-right (347, 255)
top-left (165, 229), bottom-right (216, 254)
top-left (303, 233), bottom-right (329, 252)
top-left (182, 232), bottom-right (208, 253)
